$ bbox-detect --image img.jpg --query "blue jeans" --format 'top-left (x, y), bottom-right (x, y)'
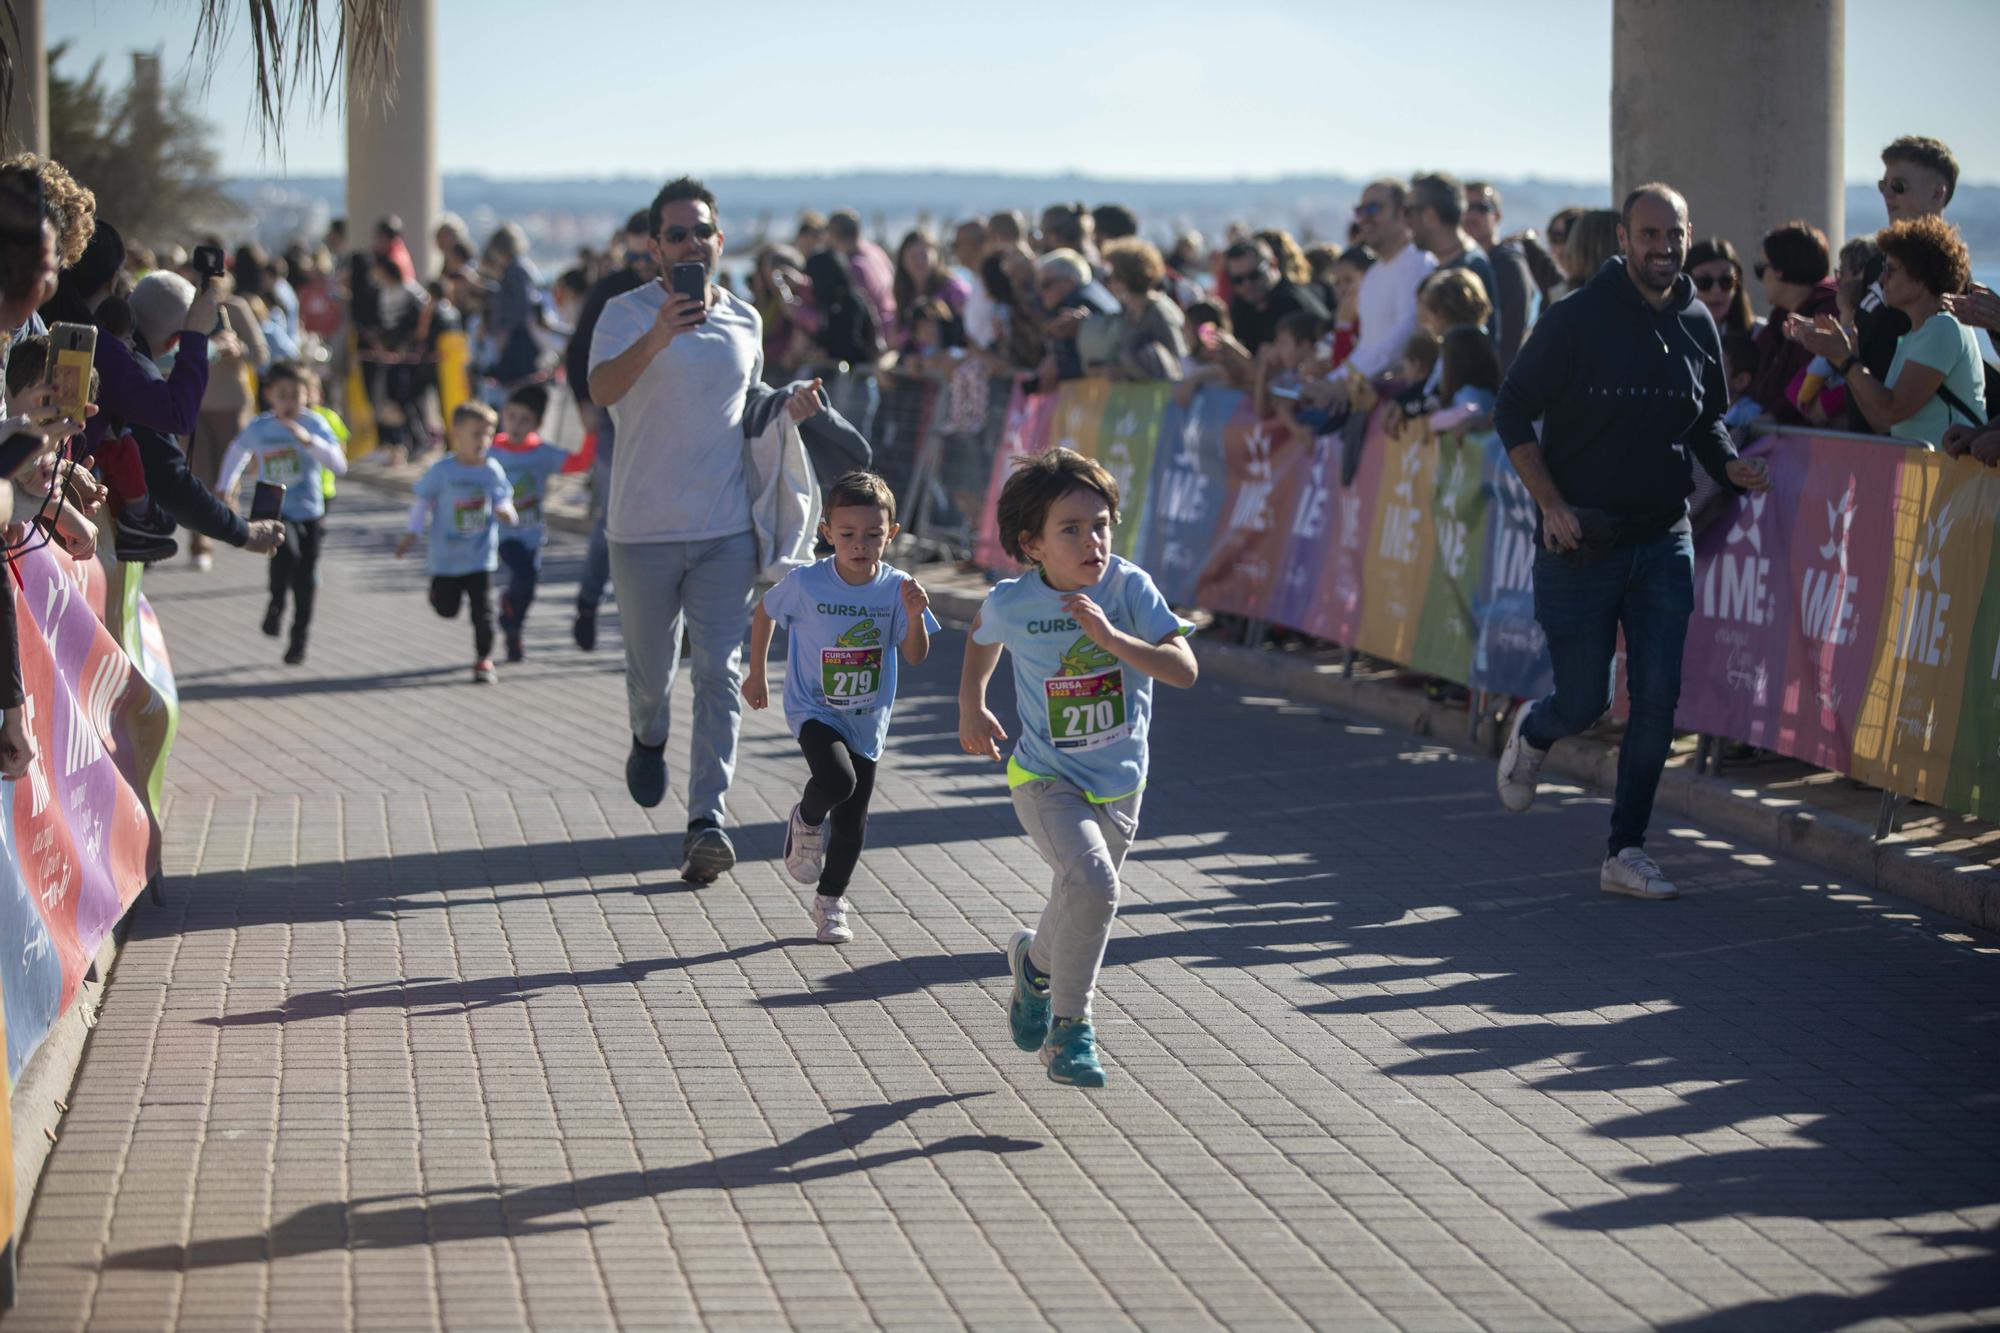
top-left (1523, 530), bottom-right (1694, 855)
top-left (608, 530), bottom-right (757, 827)
top-left (497, 537), bottom-right (540, 636)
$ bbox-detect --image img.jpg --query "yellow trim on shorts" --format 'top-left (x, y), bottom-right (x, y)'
top-left (1006, 756), bottom-right (1141, 804)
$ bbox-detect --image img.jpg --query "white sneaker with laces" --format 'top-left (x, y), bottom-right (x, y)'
top-left (1496, 704), bottom-right (1549, 812)
top-left (1600, 847), bottom-right (1678, 900)
top-left (784, 803), bottom-right (825, 885)
top-left (812, 893), bottom-right (853, 944)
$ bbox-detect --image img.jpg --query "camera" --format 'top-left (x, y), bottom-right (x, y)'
top-left (191, 244), bottom-right (227, 283)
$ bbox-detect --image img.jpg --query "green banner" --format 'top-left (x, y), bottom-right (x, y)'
top-left (1409, 428), bottom-right (1490, 684)
top-left (1099, 383), bottom-right (1170, 558)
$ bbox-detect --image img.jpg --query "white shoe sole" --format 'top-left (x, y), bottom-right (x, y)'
top-left (784, 806), bottom-right (824, 885)
top-left (1496, 706), bottom-right (1540, 813)
top-left (1600, 877), bottom-right (1679, 900)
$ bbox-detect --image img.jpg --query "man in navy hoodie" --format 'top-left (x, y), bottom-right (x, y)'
top-left (1491, 183), bottom-right (1772, 901)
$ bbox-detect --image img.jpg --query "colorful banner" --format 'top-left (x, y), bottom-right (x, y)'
top-left (978, 381), bottom-right (2000, 822)
top-left (0, 547), bottom-right (174, 1085)
top-left (1099, 384), bottom-right (1170, 559)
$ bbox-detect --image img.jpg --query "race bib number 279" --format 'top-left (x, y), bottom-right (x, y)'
top-left (821, 647), bottom-right (882, 710)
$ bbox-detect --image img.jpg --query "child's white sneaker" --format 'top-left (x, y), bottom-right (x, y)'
top-left (812, 893), bottom-right (853, 944)
top-left (784, 803), bottom-right (825, 884)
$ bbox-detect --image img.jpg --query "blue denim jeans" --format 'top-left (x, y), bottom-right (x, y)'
top-left (1522, 529), bottom-right (1694, 855)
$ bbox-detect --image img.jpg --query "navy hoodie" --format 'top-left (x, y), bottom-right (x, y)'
top-left (1494, 257), bottom-right (1740, 540)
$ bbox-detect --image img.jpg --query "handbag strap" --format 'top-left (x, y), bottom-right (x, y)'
top-left (1935, 380), bottom-right (1987, 428)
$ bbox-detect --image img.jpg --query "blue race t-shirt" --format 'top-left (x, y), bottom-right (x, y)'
top-left (414, 456), bottom-right (514, 576)
top-left (224, 413), bottom-right (341, 521)
top-left (761, 558), bottom-right (940, 761)
top-left (972, 555), bottom-right (1192, 800)
top-left (492, 436), bottom-right (570, 550)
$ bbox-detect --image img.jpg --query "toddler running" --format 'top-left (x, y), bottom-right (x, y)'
top-left (396, 401), bottom-right (519, 684)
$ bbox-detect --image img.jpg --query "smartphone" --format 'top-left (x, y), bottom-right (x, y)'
top-left (250, 480), bottom-right (285, 522)
top-left (670, 262), bottom-right (707, 307)
top-left (191, 244), bottom-right (227, 283)
top-left (46, 322), bottom-right (97, 425)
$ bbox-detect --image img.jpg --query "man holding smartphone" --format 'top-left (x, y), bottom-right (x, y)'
top-left (589, 177), bottom-right (814, 883)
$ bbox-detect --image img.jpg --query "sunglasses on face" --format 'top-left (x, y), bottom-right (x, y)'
top-left (661, 223), bottom-right (717, 244)
top-left (1229, 266), bottom-right (1268, 285)
top-left (1466, 201), bottom-right (1494, 215)
top-left (1354, 202), bottom-right (1385, 218)
top-left (1692, 270), bottom-right (1737, 293)
top-left (1549, 229), bottom-right (1569, 247)
top-left (1879, 177), bottom-right (1910, 196)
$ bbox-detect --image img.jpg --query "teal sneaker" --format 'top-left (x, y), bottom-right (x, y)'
top-left (1007, 929), bottom-right (1051, 1052)
top-left (1042, 1018), bottom-right (1106, 1088)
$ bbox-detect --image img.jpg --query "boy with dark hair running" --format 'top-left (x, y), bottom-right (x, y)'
top-left (491, 382), bottom-right (570, 661)
top-left (396, 402), bottom-right (519, 684)
top-left (742, 471), bottom-right (937, 943)
top-left (959, 448), bottom-right (1197, 1087)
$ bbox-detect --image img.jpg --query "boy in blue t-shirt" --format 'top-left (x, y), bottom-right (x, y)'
top-left (218, 360), bottom-right (349, 665)
top-left (959, 448), bottom-right (1196, 1088)
top-left (491, 382), bottom-right (570, 662)
top-left (395, 402), bottom-right (519, 684)
top-left (743, 471), bottom-right (938, 944)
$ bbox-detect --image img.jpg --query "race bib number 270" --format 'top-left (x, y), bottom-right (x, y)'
top-left (1044, 669), bottom-right (1129, 751)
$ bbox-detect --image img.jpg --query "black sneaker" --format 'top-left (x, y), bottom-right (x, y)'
top-left (115, 510), bottom-right (180, 565)
top-left (625, 737), bottom-right (666, 808)
top-left (261, 604), bottom-right (284, 638)
top-left (505, 633), bottom-right (525, 664)
top-left (284, 636), bottom-right (307, 666)
top-left (573, 607), bottom-right (597, 652)
top-left (681, 820), bottom-right (736, 885)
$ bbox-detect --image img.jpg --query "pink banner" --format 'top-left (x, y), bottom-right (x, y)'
top-left (971, 384), bottom-right (1052, 573)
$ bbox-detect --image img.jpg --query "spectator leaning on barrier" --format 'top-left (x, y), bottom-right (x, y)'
top-left (1406, 172), bottom-right (1500, 348)
top-left (1786, 214), bottom-right (1984, 449)
top-left (952, 218), bottom-right (997, 350)
top-left (1101, 238), bottom-right (1188, 382)
top-left (1748, 220), bottom-right (1837, 427)
top-left (1492, 183), bottom-right (1771, 902)
top-left (1342, 178), bottom-right (1437, 381)
top-left (1224, 238), bottom-right (1328, 357)
top-left (1326, 244), bottom-right (1373, 369)
top-left (1035, 248), bottom-right (1116, 387)
top-left (1848, 136), bottom-right (1958, 434)
top-left (1463, 181), bottom-right (1537, 372)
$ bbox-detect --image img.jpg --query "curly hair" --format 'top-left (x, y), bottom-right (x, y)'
top-left (1101, 237), bottom-right (1165, 295)
top-left (1874, 213), bottom-right (1971, 299)
top-left (2, 153), bottom-right (94, 268)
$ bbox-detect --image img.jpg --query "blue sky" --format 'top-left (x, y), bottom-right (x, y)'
top-left (48, 0), bottom-right (2000, 182)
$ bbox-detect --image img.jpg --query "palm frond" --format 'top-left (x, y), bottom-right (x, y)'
top-left (187, 0), bottom-right (399, 151)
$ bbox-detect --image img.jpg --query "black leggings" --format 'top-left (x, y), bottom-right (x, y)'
top-left (269, 518), bottom-right (325, 644)
top-left (430, 571), bottom-right (495, 661)
top-left (797, 719), bottom-right (878, 898)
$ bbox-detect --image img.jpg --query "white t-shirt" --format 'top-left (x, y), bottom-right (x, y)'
top-left (589, 282), bottom-right (763, 543)
top-left (1348, 242), bottom-right (1437, 378)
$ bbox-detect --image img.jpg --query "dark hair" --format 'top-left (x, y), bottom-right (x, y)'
top-left (1881, 135), bottom-right (1960, 204)
top-left (1619, 182), bottom-right (1687, 230)
top-left (555, 266), bottom-right (590, 297)
top-left (892, 230), bottom-right (944, 317)
top-left (648, 176), bottom-right (718, 239)
top-left (506, 381), bottom-right (550, 423)
top-left (4, 333), bottom-right (45, 396)
top-left (996, 448), bottom-right (1120, 564)
top-left (1276, 310), bottom-right (1325, 346)
top-left (1683, 237), bottom-right (1756, 334)
top-left (1719, 331), bottom-right (1759, 383)
top-left (232, 244), bottom-right (270, 302)
top-left (1365, 178), bottom-right (1409, 214)
top-left (826, 210), bottom-right (861, 245)
top-left (1092, 203), bottom-right (1138, 242)
top-left (1409, 172), bottom-right (1465, 228)
top-left (1464, 180), bottom-right (1501, 213)
top-left (979, 251), bottom-right (1014, 305)
top-left (0, 165), bottom-right (49, 307)
top-left (1223, 238), bottom-right (1269, 266)
top-left (264, 360), bottom-right (307, 390)
top-left (1184, 299), bottom-right (1227, 331)
top-left (623, 209), bottom-right (651, 237)
top-left (1439, 325), bottom-right (1500, 401)
top-left (1039, 203), bottom-right (1087, 250)
top-left (1336, 244), bottom-right (1376, 273)
top-left (825, 469), bottom-right (897, 523)
top-left (452, 400), bottom-right (499, 430)
top-left (1761, 220), bottom-right (1830, 285)
top-left (1874, 213), bottom-right (1972, 299)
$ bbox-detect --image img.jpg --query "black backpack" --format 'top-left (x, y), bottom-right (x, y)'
top-left (805, 250), bottom-right (883, 366)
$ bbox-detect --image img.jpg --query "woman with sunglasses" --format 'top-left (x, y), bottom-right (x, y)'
top-left (1683, 238), bottom-right (1757, 337)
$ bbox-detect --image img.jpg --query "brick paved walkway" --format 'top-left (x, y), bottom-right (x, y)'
top-left (8, 485), bottom-right (1999, 1331)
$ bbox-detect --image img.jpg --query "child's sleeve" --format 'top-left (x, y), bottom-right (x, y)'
top-left (969, 584), bottom-right (1014, 647)
top-left (1124, 567), bottom-right (1194, 645)
top-left (904, 577), bottom-right (942, 637)
top-left (760, 572), bottom-right (800, 627)
top-left (407, 500), bottom-right (431, 535)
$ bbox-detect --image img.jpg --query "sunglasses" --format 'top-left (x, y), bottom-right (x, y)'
top-left (1466, 201), bottom-right (1494, 215)
top-left (1353, 202), bottom-right (1386, 218)
top-left (661, 223), bottom-right (717, 244)
top-left (1693, 271), bottom-right (1737, 293)
top-left (1229, 267), bottom-right (1268, 285)
top-left (1878, 177), bottom-right (1910, 196)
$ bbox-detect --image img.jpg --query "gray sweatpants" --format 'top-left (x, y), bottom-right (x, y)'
top-left (1012, 778), bottom-right (1141, 1020)
top-left (608, 530), bottom-right (757, 826)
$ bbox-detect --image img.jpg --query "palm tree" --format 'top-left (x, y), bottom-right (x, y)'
top-left (2, 0), bottom-right (401, 146)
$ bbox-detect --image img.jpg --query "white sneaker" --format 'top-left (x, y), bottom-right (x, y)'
top-left (1600, 848), bottom-right (1678, 900)
top-left (192, 551), bottom-right (214, 573)
top-left (812, 893), bottom-right (853, 944)
top-left (1496, 703), bottom-right (1549, 812)
top-left (784, 803), bottom-right (825, 884)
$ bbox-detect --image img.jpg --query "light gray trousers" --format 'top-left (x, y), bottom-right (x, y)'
top-left (608, 531), bottom-right (757, 826)
top-left (1012, 778), bottom-right (1141, 1020)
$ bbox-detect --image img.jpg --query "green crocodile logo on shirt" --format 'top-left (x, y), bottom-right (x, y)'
top-left (836, 619), bottom-right (882, 648)
top-left (1058, 634), bottom-right (1117, 677)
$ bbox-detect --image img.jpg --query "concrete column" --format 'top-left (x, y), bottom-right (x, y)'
top-left (345, 0), bottom-right (439, 276)
top-left (1612, 0), bottom-right (1844, 315)
top-left (3, 0), bottom-right (48, 157)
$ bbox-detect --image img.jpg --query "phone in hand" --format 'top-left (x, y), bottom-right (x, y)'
top-left (250, 481), bottom-right (285, 522)
top-left (46, 323), bottom-right (97, 426)
top-left (191, 244), bottom-right (227, 283)
top-left (670, 262), bottom-right (707, 309)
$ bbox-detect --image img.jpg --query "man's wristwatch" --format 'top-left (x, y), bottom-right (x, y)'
top-left (1837, 355), bottom-right (1860, 377)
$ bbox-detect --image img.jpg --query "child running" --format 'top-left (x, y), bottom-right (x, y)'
top-left (218, 360), bottom-right (349, 665)
top-left (490, 383), bottom-right (570, 662)
top-left (396, 402), bottom-right (519, 684)
top-left (959, 448), bottom-right (1196, 1088)
top-left (742, 471), bottom-right (938, 944)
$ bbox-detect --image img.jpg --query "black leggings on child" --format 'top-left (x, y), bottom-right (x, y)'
top-left (797, 719), bottom-right (878, 898)
top-left (430, 571), bottom-right (495, 661)
top-left (269, 518), bottom-right (325, 645)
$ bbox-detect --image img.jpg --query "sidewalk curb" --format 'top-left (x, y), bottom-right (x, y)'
top-left (926, 584), bottom-right (2000, 935)
top-left (9, 928), bottom-right (119, 1256)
